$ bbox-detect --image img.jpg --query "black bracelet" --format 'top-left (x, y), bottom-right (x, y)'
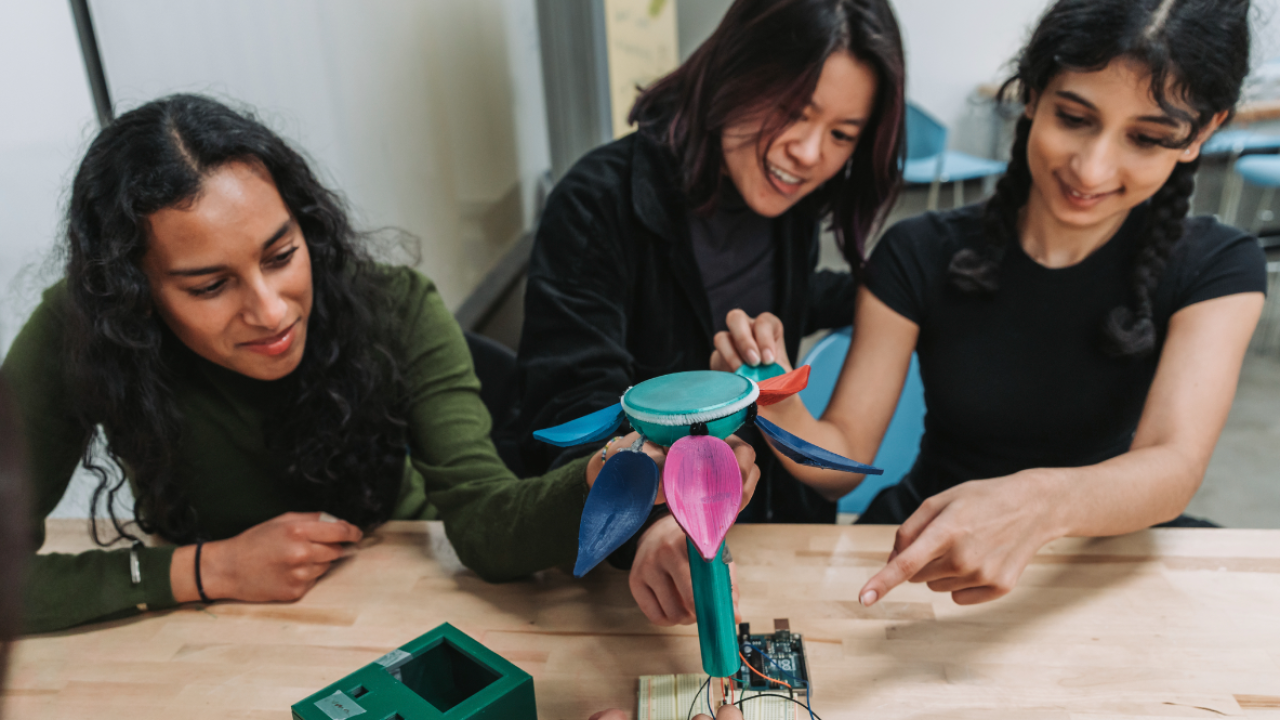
top-left (194, 541), bottom-right (212, 604)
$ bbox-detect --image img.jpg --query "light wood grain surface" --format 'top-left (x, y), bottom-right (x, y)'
top-left (7, 519), bottom-right (1280, 719)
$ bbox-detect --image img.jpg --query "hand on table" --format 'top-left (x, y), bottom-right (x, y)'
top-left (171, 511), bottom-right (362, 603)
top-left (858, 473), bottom-right (1061, 606)
top-left (710, 309), bottom-right (792, 373)
top-left (587, 430), bottom-right (668, 491)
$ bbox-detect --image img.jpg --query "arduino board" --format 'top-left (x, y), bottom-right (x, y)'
top-left (734, 619), bottom-right (810, 697)
top-left (636, 619), bottom-right (814, 720)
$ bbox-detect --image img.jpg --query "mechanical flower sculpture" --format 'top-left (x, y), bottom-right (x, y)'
top-left (533, 364), bottom-right (882, 677)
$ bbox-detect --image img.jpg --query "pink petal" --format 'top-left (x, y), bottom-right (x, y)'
top-left (664, 435), bottom-right (742, 560)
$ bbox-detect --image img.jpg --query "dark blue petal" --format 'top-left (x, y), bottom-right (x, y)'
top-left (754, 415), bottom-right (884, 474)
top-left (573, 451), bottom-right (661, 577)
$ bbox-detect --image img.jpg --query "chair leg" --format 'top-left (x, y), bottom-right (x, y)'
top-left (927, 177), bottom-right (941, 211)
top-left (954, 179), bottom-right (964, 208)
top-left (1220, 152), bottom-right (1244, 225)
top-left (1254, 186), bottom-right (1276, 234)
top-left (1260, 265), bottom-right (1280, 355)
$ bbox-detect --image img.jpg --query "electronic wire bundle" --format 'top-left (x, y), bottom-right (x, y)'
top-left (731, 619), bottom-right (819, 720)
top-left (636, 619), bottom-right (822, 720)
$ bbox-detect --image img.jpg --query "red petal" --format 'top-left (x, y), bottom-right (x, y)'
top-left (756, 365), bottom-right (810, 406)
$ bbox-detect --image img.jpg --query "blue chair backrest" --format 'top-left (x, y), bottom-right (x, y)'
top-left (798, 327), bottom-right (926, 515)
top-left (906, 103), bottom-right (948, 162)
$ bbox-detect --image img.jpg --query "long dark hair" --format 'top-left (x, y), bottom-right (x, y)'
top-left (951, 0), bottom-right (1251, 356)
top-left (630, 0), bottom-right (906, 265)
top-left (65, 94), bottom-right (408, 545)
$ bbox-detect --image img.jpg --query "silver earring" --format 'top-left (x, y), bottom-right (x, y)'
top-left (844, 158), bottom-right (853, 179)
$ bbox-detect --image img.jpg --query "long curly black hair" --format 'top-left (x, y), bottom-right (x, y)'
top-left (951, 0), bottom-right (1251, 356)
top-left (65, 94), bottom-right (408, 545)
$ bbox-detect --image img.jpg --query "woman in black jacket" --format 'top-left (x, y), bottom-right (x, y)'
top-left (509, 0), bottom-right (907, 626)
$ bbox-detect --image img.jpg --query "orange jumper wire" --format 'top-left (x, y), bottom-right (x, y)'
top-left (738, 650), bottom-right (794, 690)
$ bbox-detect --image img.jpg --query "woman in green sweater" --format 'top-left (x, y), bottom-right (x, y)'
top-left (4, 94), bottom-right (757, 633)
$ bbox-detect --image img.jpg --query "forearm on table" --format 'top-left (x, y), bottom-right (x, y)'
top-left (1031, 444), bottom-right (1205, 539)
top-left (22, 545), bottom-right (178, 634)
top-left (430, 456), bottom-right (591, 582)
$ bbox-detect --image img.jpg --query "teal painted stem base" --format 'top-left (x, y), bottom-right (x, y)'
top-left (687, 538), bottom-right (738, 678)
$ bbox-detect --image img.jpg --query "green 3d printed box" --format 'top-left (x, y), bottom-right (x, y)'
top-left (291, 622), bottom-right (536, 720)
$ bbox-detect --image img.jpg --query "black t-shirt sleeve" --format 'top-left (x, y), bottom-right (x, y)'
top-left (1170, 218), bottom-right (1268, 312)
top-left (863, 215), bottom-right (944, 325)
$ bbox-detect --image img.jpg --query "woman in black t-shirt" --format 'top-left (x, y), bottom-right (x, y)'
top-left (712, 0), bottom-right (1266, 607)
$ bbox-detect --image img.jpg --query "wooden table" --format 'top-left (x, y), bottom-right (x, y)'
top-left (7, 520), bottom-right (1280, 719)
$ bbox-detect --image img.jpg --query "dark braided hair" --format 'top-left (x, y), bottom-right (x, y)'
top-left (65, 94), bottom-right (409, 545)
top-left (951, 0), bottom-right (1251, 356)
top-left (1102, 157), bottom-right (1201, 355)
top-left (951, 115), bottom-right (1033, 295)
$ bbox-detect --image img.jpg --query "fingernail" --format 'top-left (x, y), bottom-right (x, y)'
top-left (762, 349), bottom-right (774, 365)
top-left (747, 350), bottom-right (760, 366)
top-left (860, 590), bottom-right (878, 606)
top-left (318, 512), bottom-right (338, 523)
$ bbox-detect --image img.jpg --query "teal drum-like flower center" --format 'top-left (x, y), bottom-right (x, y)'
top-left (621, 371), bottom-right (758, 445)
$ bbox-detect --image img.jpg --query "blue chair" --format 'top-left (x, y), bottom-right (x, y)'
top-left (903, 103), bottom-right (1007, 211)
top-left (1202, 129), bottom-right (1280, 223)
top-left (1233, 154), bottom-right (1280, 233)
top-left (1231, 155), bottom-right (1280, 352)
top-left (1202, 129), bottom-right (1280, 156)
top-left (797, 327), bottom-right (926, 516)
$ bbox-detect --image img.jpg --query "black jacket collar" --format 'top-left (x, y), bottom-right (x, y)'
top-left (628, 133), bottom-right (716, 340)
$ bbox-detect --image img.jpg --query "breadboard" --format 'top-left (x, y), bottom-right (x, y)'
top-left (636, 674), bottom-right (798, 720)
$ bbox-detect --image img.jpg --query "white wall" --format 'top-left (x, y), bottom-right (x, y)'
top-left (893, 0), bottom-right (1044, 156)
top-left (0, 2), bottom-right (97, 357)
top-left (90, 0), bottom-right (551, 310)
top-left (677, 0), bottom-right (733, 61)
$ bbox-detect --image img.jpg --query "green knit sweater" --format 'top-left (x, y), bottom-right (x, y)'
top-left (2, 267), bottom-right (588, 633)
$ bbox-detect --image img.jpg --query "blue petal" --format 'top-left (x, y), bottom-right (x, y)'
top-left (755, 415), bottom-right (884, 474)
top-left (573, 451), bottom-right (660, 577)
top-left (533, 403), bottom-right (625, 447)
